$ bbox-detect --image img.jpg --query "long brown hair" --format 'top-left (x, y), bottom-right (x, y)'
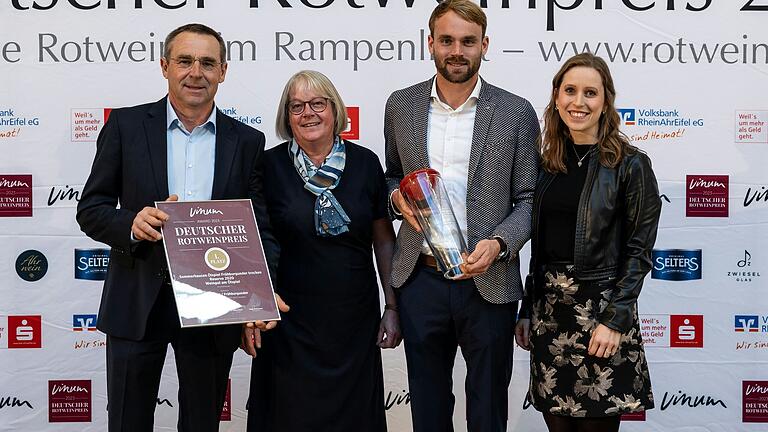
top-left (541, 53), bottom-right (634, 174)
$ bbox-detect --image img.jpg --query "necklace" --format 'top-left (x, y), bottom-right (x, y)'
top-left (571, 143), bottom-right (594, 167)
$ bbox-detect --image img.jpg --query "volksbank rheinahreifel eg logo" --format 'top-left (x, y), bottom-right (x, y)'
top-left (652, 249), bottom-right (702, 281)
top-left (618, 108), bottom-right (704, 127)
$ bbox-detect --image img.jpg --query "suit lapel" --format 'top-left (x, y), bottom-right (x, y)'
top-left (145, 97), bottom-right (169, 199)
top-left (467, 79), bottom-right (494, 187)
top-left (409, 78), bottom-right (432, 170)
top-left (211, 111), bottom-right (237, 200)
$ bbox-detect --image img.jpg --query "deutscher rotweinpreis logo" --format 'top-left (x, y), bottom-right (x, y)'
top-left (204, 247), bottom-right (231, 271)
top-left (686, 175), bottom-right (729, 217)
top-left (219, 106), bottom-right (263, 127)
top-left (728, 250), bottom-right (761, 283)
top-left (15, 250), bottom-right (48, 282)
top-left (735, 110), bottom-right (767, 144)
top-left (74, 248), bottom-right (110, 280)
top-left (70, 108), bottom-right (111, 141)
top-left (0, 108), bottom-right (40, 139)
top-left (0, 174), bottom-right (32, 217)
top-left (1, 315), bottom-right (42, 349)
top-left (743, 381), bottom-right (768, 422)
top-left (220, 379), bottom-right (232, 421)
top-left (340, 106), bottom-right (360, 140)
top-left (618, 107), bottom-right (703, 143)
top-left (640, 314), bottom-right (704, 348)
top-left (652, 249), bottom-right (702, 281)
top-left (48, 380), bottom-right (91, 423)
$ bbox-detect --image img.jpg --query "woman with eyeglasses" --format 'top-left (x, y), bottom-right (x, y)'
top-left (246, 70), bottom-right (400, 432)
top-left (514, 53), bottom-right (661, 432)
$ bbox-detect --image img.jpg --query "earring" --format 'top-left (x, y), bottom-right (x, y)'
top-left (555, 105), bottom-right (559, 111)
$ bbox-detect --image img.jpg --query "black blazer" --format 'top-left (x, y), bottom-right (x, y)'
top-left (77, 97), bottom-right (278, 344)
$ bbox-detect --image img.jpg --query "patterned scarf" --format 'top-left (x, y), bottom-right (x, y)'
top-left (289, 137), bottom-right (351, 237)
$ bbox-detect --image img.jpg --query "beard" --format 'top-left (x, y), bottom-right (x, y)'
top-left (435, 54), bottom-right (481, 84)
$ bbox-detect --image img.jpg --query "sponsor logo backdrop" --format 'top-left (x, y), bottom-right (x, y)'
top-left (0, 1), bottom-right (766, 431)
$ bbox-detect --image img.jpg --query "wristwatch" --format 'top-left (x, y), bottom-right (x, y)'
top-left (491, 235), bottom-right (509, 261)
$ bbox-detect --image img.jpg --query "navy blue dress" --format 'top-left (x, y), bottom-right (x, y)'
top-left (247, 141), bottom-right (387, 432)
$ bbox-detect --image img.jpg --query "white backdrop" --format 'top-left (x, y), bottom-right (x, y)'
top-left (1, 1), bottom-right (767, 431)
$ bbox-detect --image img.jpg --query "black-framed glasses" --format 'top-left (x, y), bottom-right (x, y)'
top-left (168, 56), bottom-right (223, 72)
top-left (288, 97), bottom-right (329, 115)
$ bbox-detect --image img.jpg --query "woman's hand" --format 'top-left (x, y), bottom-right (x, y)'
top-left (240, 294), bottom-right (290, 358)
top-left (377, 309), bottom-right (402, 349)
top-left (514, 318), bottom-right (531, 351)
top-left (588, 323), bottom-right (621, 358)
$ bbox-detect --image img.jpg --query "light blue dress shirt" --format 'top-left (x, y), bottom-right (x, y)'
top-left (166, 99), bottom-right (216, 202)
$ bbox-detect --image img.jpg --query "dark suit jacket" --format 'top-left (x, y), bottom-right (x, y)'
top-left (384, 77), bottom-right (540, 304)
top-left (77, 97), bottom-right (278, 347)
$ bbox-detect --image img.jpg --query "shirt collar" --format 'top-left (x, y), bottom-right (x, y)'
top-left (430, 76), bottom-right (483, 111)
top-left (166, 98), bottom-right (217, 134)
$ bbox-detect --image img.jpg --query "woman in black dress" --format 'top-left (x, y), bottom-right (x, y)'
top-left (514, 53), bottom-right (661, 432)
top-left (246, 70), bottom-right (401, 431)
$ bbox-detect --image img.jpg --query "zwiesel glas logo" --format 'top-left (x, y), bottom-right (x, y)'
top-left (743, 381), bottom-right (768, 423)
top-left (48, 380), bottom-right (91, 423)
top-left (72, 315), bottom-right (97, 332)
top-left (74, 248), bottom-right (110, 280)
top-left (728, 250), bottom-right (761, 283)
top-left (652, 249), bottom-right (701, 281)
top-left (340, 106), bottom-right (360, 141)
top-left (71, 109), bottom-right (111, 141)
top-left (640, 314), bottom-right (704, 348)
top-left (0, 174), bottom-right (32, 217)
top-left (686, 175), bottom-right (729, 217)
top-left (15, 249), bottom-right (48, 282)
top-left (6, 315), bottom-right (42, 349)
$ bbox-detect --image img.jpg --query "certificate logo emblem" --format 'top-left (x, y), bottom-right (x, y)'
top-left (205, 247), bottom-right (230, 271)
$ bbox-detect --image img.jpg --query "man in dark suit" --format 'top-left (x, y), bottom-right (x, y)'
top-left (384, 1), bottom-right (540, 430)
top-left (77, 23), bottom-right (281, 431)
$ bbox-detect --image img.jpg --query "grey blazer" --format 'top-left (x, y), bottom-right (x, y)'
top-left (384, 77), bottom-right (540, 304)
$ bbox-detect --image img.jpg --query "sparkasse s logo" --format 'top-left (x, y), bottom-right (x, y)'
top-left (7, 315), bottom-right (42, 349)
top-left (72, 315), bottom-right (97, 332)
top-left (670, 315), bottom-right (704, 348)
top-left (340, 106), bottom-right (360, 141)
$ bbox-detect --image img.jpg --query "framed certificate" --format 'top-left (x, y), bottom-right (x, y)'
top-left (156, 199), bottom-right (280, 327)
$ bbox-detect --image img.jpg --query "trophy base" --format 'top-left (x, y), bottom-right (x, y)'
top-left (443, 266), bottom-right (465, 280)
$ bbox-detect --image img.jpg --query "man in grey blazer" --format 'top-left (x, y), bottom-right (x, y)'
top-left (384, 0), bottom-right (540, 430)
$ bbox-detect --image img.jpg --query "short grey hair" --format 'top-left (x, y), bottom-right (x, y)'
top-left (275, 70), bottom-right (348, 141)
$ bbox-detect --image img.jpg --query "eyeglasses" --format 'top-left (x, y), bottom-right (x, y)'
top-left (288, 97), bottom-right (329, 115)
top-left (168, 56), bottom-right (223, 72)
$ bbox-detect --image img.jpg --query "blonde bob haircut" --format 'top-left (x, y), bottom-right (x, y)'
top-left (275, 70), bottom-right (348, 141)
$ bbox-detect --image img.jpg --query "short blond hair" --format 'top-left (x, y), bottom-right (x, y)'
top-left (429, 0), bottom-right (487, 37)
top-left (275, 70), bottom-right (348, 141)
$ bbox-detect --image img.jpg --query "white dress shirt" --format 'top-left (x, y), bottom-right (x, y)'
top-left (421, 78), bottom-right (482, 255)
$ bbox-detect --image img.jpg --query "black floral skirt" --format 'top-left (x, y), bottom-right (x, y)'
top-left (527, 263), bottom-right (654, 417)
